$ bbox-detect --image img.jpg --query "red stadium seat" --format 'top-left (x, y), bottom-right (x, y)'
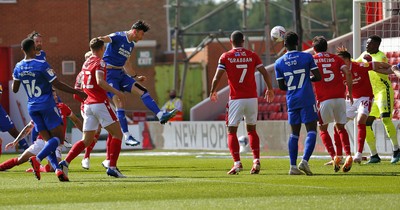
top-left (275, 112), bottom-right (283, 120)
top-left (389, 57), bottom-right (398, 65)
top-left (282, 112), bottom-right (288, 120)
top-left (269, 112), bottom-right (277, 120)
top-left (386, 51), bottom-right (393, 59)
top-left (395, 90), bottom-right (400, 99)
top-left (393, 110), bottom-right (399, 120)
top-left (395, 100), bottom-right (400, 109)
top-left (392, 82), bottom-right (399, 90)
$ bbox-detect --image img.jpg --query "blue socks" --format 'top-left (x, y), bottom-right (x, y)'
top-left (31, 129), bottom-right (39, 144)
top-left (37, 137), bottom-right (60, 162)
top-left (116, 109), bottom-right (128, 133)
top-left (303, 131), bottom-right (317, 162)
top-left (18, 138), bottom-right (29, 151)
top-left (47, 152), bottom-right (60, 170)
top-left (141, 92), bottom-right (160, 114)
top-left (288, 134), bottom-right (299, 166)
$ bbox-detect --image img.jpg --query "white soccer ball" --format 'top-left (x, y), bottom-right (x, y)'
top-left (238, 136), bottom-right (249, 154)
top-left (270, 26), bottom-right (286, 42)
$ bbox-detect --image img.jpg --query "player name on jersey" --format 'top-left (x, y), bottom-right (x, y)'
top-left (227, 57), bottom-right (253, 63)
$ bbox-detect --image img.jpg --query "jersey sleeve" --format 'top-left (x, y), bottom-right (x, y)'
top-left (13, 65), bottom-right (20, 81)
top-left (274, 60), bottom-right (284, 81)
top-left (308, 54), bottom-right (318, 72)
top-left (42, 62), bottom-right (57, 82)
top-left (108, 32), bottom-right (118, 43)
top-left (217, 54), bottom-right (226, 71)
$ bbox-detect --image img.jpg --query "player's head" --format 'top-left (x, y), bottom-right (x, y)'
top-left (89, 38), bottom-right (105, 56)
top-left (21, 38), bottom-right (36, 57)
top-left (230, 30), bottom-right (244, 47)
top-left (366, 34), bottom-right (381, 54)
top-left (84, 51), bottom-right (92, 60)
top-left (131, 20), bottom-right (150, 42)
top-left (169, 90), bottom-right (177, 99)
top-left (284, 31), bottom-right (298, 50)
top-left (312, 36), bottom-right (328, 53)
top-left (27, 31), bottom-right (43, 51)
top-left (336, 47), bottom-right (352, 66)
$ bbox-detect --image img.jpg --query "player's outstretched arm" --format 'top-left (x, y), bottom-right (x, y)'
top-left (342, 66), bottom-right (353, 104)
top-left (97, 35), bottom-right (111, 43)
top-left (310, 68), bottom-right (322, 82)
top-left (12, 80), bottom-right (21, 93)
top-left (52, 78), bottom-right (87, 100)
top-left (258, 66), bottom-right (274, 103)
top-left (68, 112), bottom-right (83, 132)
top-left (372, 61), bottom-right (393, 75)
top-left (5, 122), bottom-right (34, 150)
top-left (209, 70), bottom-right (224, 102)
top-left (391, 63), bottom-right (400, 78)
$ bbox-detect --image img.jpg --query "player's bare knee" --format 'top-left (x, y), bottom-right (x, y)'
top-left (134, 83), bottom-right (147, 95)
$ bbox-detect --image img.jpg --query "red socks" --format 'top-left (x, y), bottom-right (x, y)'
top-left (84, 139), bottom-right (97, 159)
top-left (0, 157), bottom-right (19, 171)
top-left (228, 133), bottom-right (240, 162)
top-left (337, 128), bottom-right (351, 156)
top-left (320, 130), bottom-right (336, 159)
top-left (65, 140), bottom-right (86, 164)
top-left (248, 131), bottom-right (260, 160)
top-left (357, 124), bottom-right (366, 153)
top-left (333, 128), bottom-right (343, 156)
top-left (108, 137), bottom-right (122, 168)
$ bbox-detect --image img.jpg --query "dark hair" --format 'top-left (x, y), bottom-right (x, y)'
top-left (27, 31), bottom-right (42, 39)
top-left (131, 20), bottom-right (150, 32)
top-left (21, 38), bottom-right (35, 52)
top-left (230, 30), bottom-right (244, 46)
top-left (312, 36), bottom-right (328, 52)
top-left (337, 50), bottom-right (351, 60)
top-left (284, 31), bottom-right (298, 46)
top-left (89, 38), bottom-right (104, 50)
top-left (368, 34), bottom-right (382, 44)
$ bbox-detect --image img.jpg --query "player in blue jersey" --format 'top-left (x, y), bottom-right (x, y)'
top-left (98, 20), bottom-right (177, 147)
top-left (274, 31), bottom-right (321, 175)
top-left (0, 82), bottom-right (29, 151)
top-left (28, 31), bottom-right (46, 61)
top-left (12, 38), bottom-right (86, 181)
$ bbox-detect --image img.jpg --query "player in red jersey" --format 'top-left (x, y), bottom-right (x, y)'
top-left (59, 38), bottom-right (126, 178)
top-left (0, 90), bottom-right (82, 172)
top-left (210, 31), bottom-right (274, 175)
top-left (328, 48), bottom-right (393, 165)
top-left (312, 36), bottom-right (354, 172)
top-left (73, 51), bottom-right (104, 170)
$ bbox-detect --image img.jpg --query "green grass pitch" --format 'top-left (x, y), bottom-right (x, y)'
top-left (0, 152), bottom-right (399, 209)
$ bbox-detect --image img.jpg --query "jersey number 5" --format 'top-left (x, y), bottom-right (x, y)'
top-left (284, 69), bottom-right (305, 90)
top-left (22, 79), bottom-right (42, 97)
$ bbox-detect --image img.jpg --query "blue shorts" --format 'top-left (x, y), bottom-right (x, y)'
top-left (288, 104), bottom-right (318, 125)
top-left (106, 69), bottom-right (136, 98)
top-left (0, 105), bottom-right (14, 132)
top-left (29, 107), bottom-right (63, 132)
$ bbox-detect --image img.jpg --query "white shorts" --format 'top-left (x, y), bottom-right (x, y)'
top-left (346, 97), bottom-right (373, 119)
top-left (26, 139), bottom-right (62, 159)
top-left (83, 102), bottom-right (117, 131)
top-left (228, 98), bottom-right (257, 127)
top-left (318, 98), bottom-right (347, 125)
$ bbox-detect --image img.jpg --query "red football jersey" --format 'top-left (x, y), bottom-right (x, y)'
top-left (81, 55), bottom-right (109, 104)
top-left (313, 52), bottom-right (347, 102)
top-left (218, 47), bottom-right (263, 99)
top-left (349, 61), bottom-right (374, 99)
